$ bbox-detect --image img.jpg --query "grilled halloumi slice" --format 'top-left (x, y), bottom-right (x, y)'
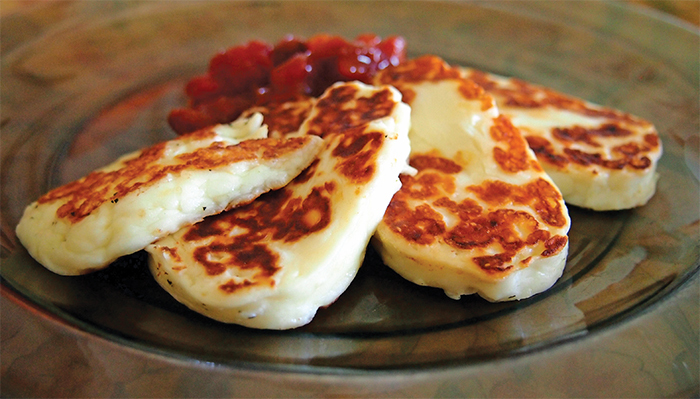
top-left (463, 68), bottom-right (662, 211)
top-left (16, 114), bottom-right (324, 276)
top-left (146, 81), bottom-right (411, 329)
top-left (372, 56), bottom-right (571, 302)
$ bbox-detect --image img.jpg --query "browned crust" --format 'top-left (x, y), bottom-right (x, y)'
top-left (38, 130), bottom-right (316, 223)
top-left (383, 154), bottom-right (568, 278)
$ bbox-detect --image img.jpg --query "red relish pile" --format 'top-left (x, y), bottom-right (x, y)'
top-left (168, 34), bottom-right (406, 135)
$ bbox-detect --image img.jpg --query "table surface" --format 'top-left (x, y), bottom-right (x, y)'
top-left (631, 0), bottom-right (700, 25)
top-left (1, 0), bottom-right (699, 25)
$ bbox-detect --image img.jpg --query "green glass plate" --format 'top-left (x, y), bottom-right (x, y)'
top-left (1, 1), bottom-right (698, 397)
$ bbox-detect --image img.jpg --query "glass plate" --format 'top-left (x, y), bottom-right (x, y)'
top-left (1, 1), bottom-right (698, 397)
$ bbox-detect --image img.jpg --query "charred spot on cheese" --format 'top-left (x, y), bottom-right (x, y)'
top-left (541, 122), bottom-right (657, 171)
top-left (526, 136), bottom-right (569, 167)
top-left (376, 55), bottom-right (461, 85)
top-left (398, 161), bottom-right (457, 199)
top-left (160, 246), bottom-right (183, 264)
top-left (467, 179), bottom-right (567, 228)
top-left (539, 122), bottom-right (656, 170)
top-left (473, 253), bottom-right (514, 274)
top-left (490, 115), bottom-right (541, 173)
top-left (241, 98), bottom-right (314, 137)
top-left (304, 84), bottom-right (397, 137)
top-left (185, 181), bottom-right (333, 244)
top-left (383, 200), bottom-right (446, 245)
top-left (292, 159), bottom-right (320, 184)
top-left (543, 235), bottom-right (569, 257)
top-left (644, 133), bottom-right (660, 148)
top-left (552, 123), bottom-right (632, 147)
top-left (458, 78), bottom-right (492, 111)
top-left (467, 69), bottom-right (649, 126)
top-left (410, 154), bottom-right (462, 174)
top-left (220, 279), bottom-right (258, 294)
top-left (559, 147), bottom-right (651, 170)
top-left (332, 132), bottom-right (384, 184)
top-left (195, 241), bottom-right (279, 278)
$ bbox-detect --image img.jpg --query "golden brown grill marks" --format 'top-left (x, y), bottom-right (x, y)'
top-left (332, 132), bottom-right (384, 184)
top-left (305, 85), bottom-right (396, 137)
top-left (41, 140), bottom-right (169, 223)
top-left (305, 84), bottom-right (394, 183)
top-left (411, 154), bottom-right (463, 174)
top-left (383, 199), bottom-right (445, 246)
top-left (376, 55), bottom-right (461, 85)
top-left (542, 235), bottom-right (569, 257)
top-left (242, 99), bottom-right (314, 137)
top-left (552, 123), bottom-right (632, 147)
top-left (383, 152), bottom-right (568, 278)
top-left (183, 182), bottom-right (335, 292)
top-left (38, 131), bottom-right (315, 224)
top-left (526, 136), bottom-right (568, 168)
top-left (160, 246), bottom-right (183, 264)
top-left (195, 242), bottom-right (279, 279)
top-left (376, 56), bottom-right (492, 110)
top-left (467, 179), bottom-right (568, 228)
top-left (467, 70), bottom-right (647, 125)
top-left (528, 141), bottom-right (654, 170)
top-left (397, 155), bottom-right (461, 203)
top-left (178, 83), bottom-right (398, 294)
top-left (465, 69), bottom-right (660, 172)
top-left (490, 115), bottom-right (542, 173)
top-left (458, 78), bottom-right (492, 112)
top-left (532, 128), bottom-right (656, 170)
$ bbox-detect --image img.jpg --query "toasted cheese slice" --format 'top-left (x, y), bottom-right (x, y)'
top-left (16, 114), bottom-right (324, 275)
top-left (146, 81), bottom-right (411, 329)
top-left (372, 56), bottom-right (571, 302)
top-left (463, 68), bottom-right (662, 211)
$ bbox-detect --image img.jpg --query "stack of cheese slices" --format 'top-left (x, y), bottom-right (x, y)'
top-left (16, 55), bottom-right (661, 329)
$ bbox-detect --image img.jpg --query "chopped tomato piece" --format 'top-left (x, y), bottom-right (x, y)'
top-left (168, 34), bottom-right (407, 134)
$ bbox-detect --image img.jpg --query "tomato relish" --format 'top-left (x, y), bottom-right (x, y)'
top-left (168, 34), bottom-right (406, 135)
